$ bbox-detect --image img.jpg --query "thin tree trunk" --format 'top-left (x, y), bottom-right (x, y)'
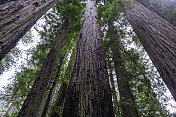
top-left (108, 61), bottom-right (121, 117)
top-left (50, 82), bottom-right (68, 117)
top-left (62, 0), bottom-right (115, 116)
top-left (126, 0), bottom-right (176, 101)
top-left (17, 20), bottom-right (69, 117)
top-left (41, 55), bottom-right (65, 117)
top-left (6, 95), bottom-right (19, 116)
top-left (50, 46), bottom-right (77, 117)
top-left (0, 0), bottom-right (58, 61)
top-left (108, 22), bottom-right (140, 117)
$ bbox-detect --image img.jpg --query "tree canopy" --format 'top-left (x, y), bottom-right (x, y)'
top-left (0, 0), bottom-right (176, 116)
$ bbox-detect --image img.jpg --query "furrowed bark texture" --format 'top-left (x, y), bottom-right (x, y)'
top-left (62, 0), bottom-right (115, 116)
top-left (0, 0), bottom-right (58, 61)
top-left (126, 1), bottom-right (176, 101)
top-left (109, 22), bottom-right (140, 117)
top-left (41, 55), bottom-right (65, 117)
top-left (17, 20), bottom-right (69, 117)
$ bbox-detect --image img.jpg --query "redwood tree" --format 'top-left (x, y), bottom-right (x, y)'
top-left (0, 0), bottom-right (58, 60)
top-left (41, 55), bottom-right (65, 117)
top-left (17, 20), bottom-right (69, 117)
top-left (50, 47), bottom-right (77, 117)
top-left (126, 0), bottom-right (176, 101)
top-left (109, 22), bottom-right (140, 117)
top-left (62, 0), bottom-right (115, 116)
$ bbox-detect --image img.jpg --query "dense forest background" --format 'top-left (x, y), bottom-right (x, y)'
top-left (0, 0), bottom-right (176, 116)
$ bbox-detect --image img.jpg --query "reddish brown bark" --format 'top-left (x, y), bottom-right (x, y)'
top-left (126, 1), bottom-right (176, 101)
top-left (136, 0), bottom-right (176, 26)
top-left (62, 0), bottom-right (115, 116)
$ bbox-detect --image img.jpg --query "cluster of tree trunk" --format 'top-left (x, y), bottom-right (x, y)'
top-left (1, 0), bottom-right (176, 116)
top-left (49, 47), bottom-right (76, 117)
top-left (17, 20), bottom-right (69, 117)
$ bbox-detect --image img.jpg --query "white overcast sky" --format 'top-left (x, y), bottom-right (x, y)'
top-left (0, 27), bottom-right (40, 90)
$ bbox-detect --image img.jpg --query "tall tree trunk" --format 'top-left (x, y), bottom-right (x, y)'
top-left (17, 20), bottom-right (69, 117)
top-left (126, 0), bottom-right (176, 101)
top-left (108, 22), bottom-right (140, 117)
top-left (41, 55), bottom-right (65, 117)
top-left (0, 0), bottom-right (58, 61)
top-left (50, 46), bottom-right (77, 117)
top-left (62, 0), bottom-right (115, 116)
top-left (107, 59), bottom-right (121, 117)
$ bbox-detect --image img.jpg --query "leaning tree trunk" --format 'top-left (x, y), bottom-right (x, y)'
top-left (108, 22), bottom-right (140, 117)
top-left (62, 0), bottom-right (115, 116)
top-left (0, 0), bottom-right (58, 61)
top-left (17, 20), bottom-right (69, 117)
top-left (126, 0), bottom-right (176, 101)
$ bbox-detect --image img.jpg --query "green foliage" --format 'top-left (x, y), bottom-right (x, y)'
top-left (0, 50), bottom-right (16, 75)
top-left (0, 0), bottom-right (175, 116)
top-left (33, 0), bottom-right (83, 68)
top-left (0, 39), bottom-right (27, 74)
top-left (98, 0), bottom-right (131, 24)
top-left (52, 105), bottom-right (63, 116)
top-left (21, 30), bottom-right (34, 46)
top-left (98, 0), bottom-right (170, 115)
top-left (54, 0), bottom-right (83, 32)
top-left (136, 0), bottom-right (176, 26)
top-left (0, 106), bottom-right (7, 116)
top-left (0, 0), bottom-right (83, 116)
top-left (0, 67), bottom-right (40, 111)
top-left (123, 49), bottom-right (169, 116)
